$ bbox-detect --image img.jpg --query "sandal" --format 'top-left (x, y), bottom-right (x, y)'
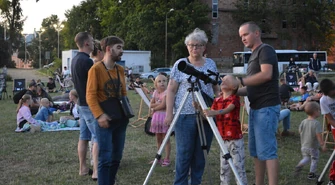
top-left (161, 159), bottom-right (170, 167)
top-left (149, 159), bottom-right (162, 165)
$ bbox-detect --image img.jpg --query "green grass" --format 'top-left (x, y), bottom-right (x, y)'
top-left (1, 76), bottom-right (335, 185)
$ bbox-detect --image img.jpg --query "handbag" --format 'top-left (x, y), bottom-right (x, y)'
top-left (120, 96), bottom-right (134, 118)
top-left (100, 62), bottom-right (134, 119)
top-left (144, 117), bottom-right (155, 136)
top-left (99, 97), bottom-right (124, 120)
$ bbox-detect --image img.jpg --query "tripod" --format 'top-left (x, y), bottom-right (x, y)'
top-left (316, 149), bottom-right (335, 185)
top-left (143, 82), bottom-right (244, 185)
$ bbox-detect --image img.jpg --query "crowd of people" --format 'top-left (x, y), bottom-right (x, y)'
top-left (12, 21), bottom-right (335, 185)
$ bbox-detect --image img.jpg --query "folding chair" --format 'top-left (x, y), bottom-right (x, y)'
top-left (13, 79), bottom-right (26, 95)
top-left (131, 87), bottom-right (151, 127)
top-left (322, 115), bottom-right (335, 147)
top-left (240, 97), bottom-right (249, 134)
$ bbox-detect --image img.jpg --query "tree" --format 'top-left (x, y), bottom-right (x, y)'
top-left (0, 0), bottom-right (25, 67)
top-left (98, 0), bottom-right (210, 67)
top-left (62, 0), bottom-right (103, 49)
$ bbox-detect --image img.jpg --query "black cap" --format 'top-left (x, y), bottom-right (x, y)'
top-left (29, 82), bottom-right (37, 87)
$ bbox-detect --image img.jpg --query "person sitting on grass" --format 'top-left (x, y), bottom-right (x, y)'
top-left (294, 101), bottom-right (326, 180)
top-left (16, 94), bottom-right (63, 133)
top-left (59, 89), bottom-right (80, 127)
top-left (279, 78), bottom-right (294, 106)
top-left (35, 98), bottom-right (53, 122)
top-left (46, 77), bottom-right (56, 93)
top-left (319, 79), bottom-right (335, 185)
top-left (289, 86), bottom-right (309, 111)
top-left (203, 75), bottom-right (248, 185)
top-left (279, 108), bottom-right (295, 136)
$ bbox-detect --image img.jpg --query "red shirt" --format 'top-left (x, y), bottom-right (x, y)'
top-left (211, 94), bottom-right (243, 140)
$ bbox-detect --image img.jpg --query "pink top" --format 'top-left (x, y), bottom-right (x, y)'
top-left (152, 90), bottom-right (167, 111)
top-left (17, 105), bottom-right (39, 126)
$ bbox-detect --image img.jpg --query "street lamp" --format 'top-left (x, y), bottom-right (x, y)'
top-left (53, 23), bottom-right (64, 58)
top-left (22, 33), bottom-right (28, 63)
top-left (165, 8), bottom-right (174, 67)
top-left (38, 28), bottom-right (45, 69)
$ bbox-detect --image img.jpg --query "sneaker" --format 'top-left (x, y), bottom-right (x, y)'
top-left (21, 123), bottom-right (31, 132)
top-left (308, 172), bottom-right (319, 180)
top-left (294, 166), bottom-right (303, 176)
top-left (281, 130), bottom-right (295, 137)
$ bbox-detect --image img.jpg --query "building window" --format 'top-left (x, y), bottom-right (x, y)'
top-left (282, 20), bottom-right (287, 29)
top-left (212, 1), bottom-right (218, 19)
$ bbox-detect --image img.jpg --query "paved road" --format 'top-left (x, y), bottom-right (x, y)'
top-left (7, 68), bottom-right (49, 82)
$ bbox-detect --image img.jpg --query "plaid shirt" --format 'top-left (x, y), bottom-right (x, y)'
top-left (211, 95), bottom-right (243, 140)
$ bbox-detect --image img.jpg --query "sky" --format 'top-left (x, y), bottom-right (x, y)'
top-left (21, 0), bottom-right (83, 34)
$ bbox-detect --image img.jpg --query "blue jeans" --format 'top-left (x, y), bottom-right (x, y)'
top-left (249, 105), bottom-right (280, 160)
top-left (174, 114), bottom-right (213, 185)
top-left (78, 106), bottom-right (97, 142)
top-left (96, 117), bottom-right (129, 185)
top-left (279, 109), bottom-right (291, 131)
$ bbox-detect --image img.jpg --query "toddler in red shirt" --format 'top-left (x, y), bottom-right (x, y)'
top-left (203, 75), bottom-right (247, 185)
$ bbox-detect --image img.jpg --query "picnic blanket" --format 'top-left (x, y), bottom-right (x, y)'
top-left (289, 96), bottom-right (302, 103)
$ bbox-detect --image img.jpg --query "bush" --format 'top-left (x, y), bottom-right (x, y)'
top-left (5, 74), bottom-right (12, 81)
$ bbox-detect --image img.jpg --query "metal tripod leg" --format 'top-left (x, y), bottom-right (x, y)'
top-left (143, 90), bottom-right (190, 185)
top-left (317, 149), bottom-right (335, 185)
top-left (194, 90), bottom-right (244, 185)
top-left (195, 111), bottom-right (213, 184)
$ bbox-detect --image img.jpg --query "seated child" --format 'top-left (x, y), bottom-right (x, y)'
top-left (289, 86), bottom-right (309, 111)
top-left (294, 101), bottom-right (326, 180)
top-left (35, 98), bottom-right (53, 122)
top-left (16, 94), bottom-right (60, 133)
top-left (203, 75), bottom-right (247, 185)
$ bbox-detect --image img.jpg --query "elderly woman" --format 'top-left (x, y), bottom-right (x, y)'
top-left (164, 28), bottom-right (220, 185)
top-left (305, 70), bottom-right (319, 91)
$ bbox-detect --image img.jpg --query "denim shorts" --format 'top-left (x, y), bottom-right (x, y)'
top-left (78, 106), bottom-right (97, 143)
top-left (248, 105), bottom-right (280, 160)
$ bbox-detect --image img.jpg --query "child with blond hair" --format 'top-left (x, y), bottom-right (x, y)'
top-left (149, 74), bottom-right (171, 167)
top-left (294, 101), bottom-right (326, 180)
top-left (203, 75), bottom-right (247, 185)
top-left (35, 98), bottom-right (53, 122)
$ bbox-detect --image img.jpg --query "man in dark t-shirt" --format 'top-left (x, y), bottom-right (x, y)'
top-left (71, 32), bottom-right (98, 180)
top-left (25, 82), bottom-right (39, 115)
top-left (236, 21), bottom-right (280, 185)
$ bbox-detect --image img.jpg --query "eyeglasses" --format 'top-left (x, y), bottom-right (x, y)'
top-left (187, 44), bottom-right (204, 49)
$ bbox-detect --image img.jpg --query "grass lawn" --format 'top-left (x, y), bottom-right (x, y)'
top-left (1, 74), bottom-right (335, 185)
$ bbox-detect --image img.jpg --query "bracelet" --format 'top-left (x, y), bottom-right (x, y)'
top-left (238, 77), bottom-right (245, 86)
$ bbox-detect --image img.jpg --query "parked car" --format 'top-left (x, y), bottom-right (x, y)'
top-left (140, 68), bottom-right (172, 79)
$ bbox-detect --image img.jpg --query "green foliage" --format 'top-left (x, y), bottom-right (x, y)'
top-left (63, 0), bottom-right (103, 50)
top-left (97, 0), bottom-right (211, 67)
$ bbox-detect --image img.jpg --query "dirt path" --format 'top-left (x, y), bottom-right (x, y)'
top-left (7, 68), bottom-right (49, 82)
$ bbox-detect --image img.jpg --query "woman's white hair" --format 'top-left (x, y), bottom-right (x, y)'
top-left (184, 28), bottom-right (208, 45)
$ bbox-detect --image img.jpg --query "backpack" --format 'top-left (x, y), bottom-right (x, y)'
top-left (13, 89), bottom-right (28, 104)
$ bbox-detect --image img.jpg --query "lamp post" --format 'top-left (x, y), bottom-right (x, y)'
top-left (22, 33), bottom-right (28, 63)
top-left (165, 8), bottom-right (174, 67)
top-left (53, 23), bottom-right (64, 58)
top-left (38, 28), bottom-right (45, 69)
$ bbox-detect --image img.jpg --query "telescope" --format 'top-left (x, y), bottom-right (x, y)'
top-left (177, 60), bottom-right (219, 85)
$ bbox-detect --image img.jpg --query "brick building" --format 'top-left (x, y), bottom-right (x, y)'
top-left (201, 0), bottom-right (334, 72)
